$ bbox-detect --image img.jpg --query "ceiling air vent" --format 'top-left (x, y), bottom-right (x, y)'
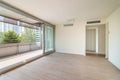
top-left (87, 20), bottom-right (101, 24)
top-left (63, 24), bottom-right (74, 27)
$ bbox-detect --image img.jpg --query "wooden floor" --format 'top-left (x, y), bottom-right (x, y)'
top-left (0, 53), bottom-right (120, 80)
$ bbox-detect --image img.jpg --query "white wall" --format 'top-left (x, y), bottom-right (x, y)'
top-left (107, 7), bottom-right (120, 69)
top-left (55, 20), bottom-right (86, 56)
top-left (98, 25), bottom-right (106, 54)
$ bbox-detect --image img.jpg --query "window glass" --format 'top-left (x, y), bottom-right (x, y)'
top-left (45, 25), bottom-right (54, 52)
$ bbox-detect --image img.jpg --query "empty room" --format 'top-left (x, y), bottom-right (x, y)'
top-left (0, 0), bottom-right (120, 80)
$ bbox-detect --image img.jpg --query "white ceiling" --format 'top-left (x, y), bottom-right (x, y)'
top-left (2, 0), bottom-right (120, 24)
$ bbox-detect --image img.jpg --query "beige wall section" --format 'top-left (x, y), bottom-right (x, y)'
top-left (105, 23), bottom-right (109, 58)
top-left (86, 29), bottom-right (96, 51)
top-left (107, 7), bottom-right (120, 69)
top-left (55, 20), bottom-right (86, 56)
top-left (98, 25), bottom-right (106, 54)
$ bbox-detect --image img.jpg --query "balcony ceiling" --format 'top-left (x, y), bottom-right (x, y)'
top-left (0, 6), bottom-right (39, 24)
top-left (2, 0), bottom-right (120, 24)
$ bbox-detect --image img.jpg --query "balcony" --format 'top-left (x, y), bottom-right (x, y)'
top-left (0, 49), bottom-right (43, 74)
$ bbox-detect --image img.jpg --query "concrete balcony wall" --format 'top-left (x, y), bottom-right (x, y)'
top-left (0, 46), bottom-right (17, 57)
top-left (0, 43), bottom-right (41, 57)
top-left (19, 44), bottom-right (30, 53)
top-left (31, 42), bottom-right (41, 51)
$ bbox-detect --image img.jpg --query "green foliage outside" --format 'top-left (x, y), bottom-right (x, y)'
top-left (3, 30), bottom-right (21, 43)
top-left (0, 28), bottom-right (36, 44)
top-left (20, 28), bottom-right (36, 43)
top-left (0, 32), bottom-right (4, 43)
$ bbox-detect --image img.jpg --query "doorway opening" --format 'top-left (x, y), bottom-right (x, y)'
top-left (86, 24), bottom-right (106, 57)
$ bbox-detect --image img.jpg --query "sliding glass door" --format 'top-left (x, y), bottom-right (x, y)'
top-left (45, 25), bottom-right (54, 52)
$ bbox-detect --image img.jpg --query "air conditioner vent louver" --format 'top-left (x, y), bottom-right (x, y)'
top-left (87, 20), bottom-right (101, 24)
top-left (63, 24), bottom-right (73, 27)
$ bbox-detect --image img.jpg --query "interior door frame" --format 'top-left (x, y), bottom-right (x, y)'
top-left (86, 24), bottom-right (108, 58)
